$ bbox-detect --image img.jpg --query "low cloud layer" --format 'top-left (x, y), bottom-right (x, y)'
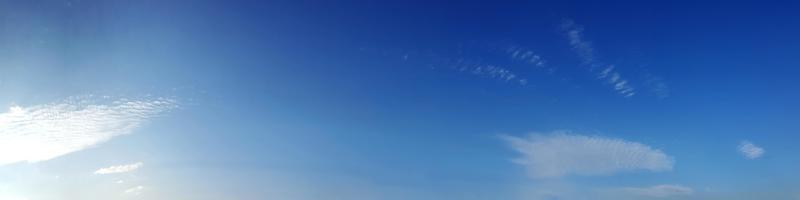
top-left (0, 96), bottom-right (176, 166)
top-left (503, 131), bottom-right (674, 178)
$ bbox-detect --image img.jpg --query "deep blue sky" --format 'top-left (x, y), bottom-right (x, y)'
top-left (1, 1), bottom-right (800, 200)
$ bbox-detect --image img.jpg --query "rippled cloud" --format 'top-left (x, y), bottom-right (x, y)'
top-left (502, 131), bottom-right (674, 178)
top-left (0, 96), bottom-right (177, 166)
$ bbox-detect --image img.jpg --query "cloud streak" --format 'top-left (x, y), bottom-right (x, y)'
top-left (643, 73), bottom-right (670, 99)
top-left (450, 58), bottom-right (529, 85)
top-left (0, 96), bottom-right (176, 166)
top-left (616, 184), bottom-right (694, 198)
top-left (123, 185), bottom-right (144, 196)
top-left (560, 19), bottom-right (636, 97)
top-left (506, 46), bottom-right (547, 68)
top-left (95, 162), bottom-right (144, 175)
top-left (739, 140), bottom-right (764, 159)
top-left (502, 131), bottom-right (674, 178)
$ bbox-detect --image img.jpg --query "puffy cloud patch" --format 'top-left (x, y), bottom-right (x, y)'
top-left (738, 140), bottom-right (764, 159)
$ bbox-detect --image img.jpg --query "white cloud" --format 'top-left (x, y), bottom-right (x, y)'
top-left (617, 184), bottom-right (694, 198)
top-left (643, 74), bottom-right (670, 99)
top-left (95, 162), bottom-right (144, 175)
top-left (451, 58), bottom-right (524, 85)
top-left (560, 20), bottom-right (595, 64)
top-left (738, 140), bottom-right (764, 159)
top-left (560, 19), bottom-right (637, 97)
top-left (506, 46), bottom-right (547, 68)
top-left (502, 131), bottom-right (674, 178)
top-left (123, 185), bottom-right (144, 196)
top-left (473, 65), bottom-right (517, 81)
top-left (0, 96), bottom-right (176, 166)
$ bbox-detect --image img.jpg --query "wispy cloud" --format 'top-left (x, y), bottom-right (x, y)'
top-left (450, 58), bottom-right (528, 85)
top-left (505, 45), bottom-right (557, 76)
top-left (598, 65), bottom-right (636, 97)
top-left (615, 184), bottom-right (694, 198)
top-left (502, 131), bottom-right (674, 178)
top-left (366, 44), bottom-right (547, 87)
top-left (560, 20), bottom-right (595, 65)
top-left (643, 73), bottom-right (670, 98)
top-left (123, 185), bottom-right (144, 196)
top-left (0, 96), bottom-right (177, 166)
top-left (95, 162), bottom-right (144, 175)
top-left (560, 19), bottom-right (636, 97)
top-left (739, 140), bottom-right (764, 159)
top-left (506, 46), bottom-right (547, 68)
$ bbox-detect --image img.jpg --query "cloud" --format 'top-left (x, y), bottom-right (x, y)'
top-left (738, 140), bottom-right (764, 159)
top-left (616, 184), bottom-right (694, 198)
top-left (598, 65), bottom-right (636, 97)
top-left (560, 20), bottom-right (595, 64)
top-left (472, 65), bottom-right (517, 81)
top-left (123, 185), bottom-right (144, 196)
top-left (502, 131), bottom-right (674, 178)
top-left (560, 19), bottom-right (637, 97)
top-left (506, 45), bottom-right (556, 75)
top-left (0, 96), bottom-right (177, 166)
top-left (506, 46), bottom-right (547, 68)
top-left (643, 74), bottom-right (670, 99)
top-left (450, 58), bottom-right (527, 85)
top-left (95, 162), bottom-right (144, 175)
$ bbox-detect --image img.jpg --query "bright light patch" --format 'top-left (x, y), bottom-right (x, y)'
top-left (0, 96), bottom-right (176, 166)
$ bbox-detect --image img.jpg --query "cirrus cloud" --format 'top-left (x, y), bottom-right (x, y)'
top-left (560, 19), bottom-right (637, 97)
top-left (123, 185), bottom-right (145, 196)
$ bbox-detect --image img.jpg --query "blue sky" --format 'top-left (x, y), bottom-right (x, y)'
top-left (2, 1), bottom-right (800, 199)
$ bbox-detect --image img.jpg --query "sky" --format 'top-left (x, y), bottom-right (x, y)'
top-left (1, 1), bottom-right (800, 200)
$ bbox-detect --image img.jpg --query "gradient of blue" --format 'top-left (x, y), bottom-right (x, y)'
top-left (2, 1), bottom-right (800, 199)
